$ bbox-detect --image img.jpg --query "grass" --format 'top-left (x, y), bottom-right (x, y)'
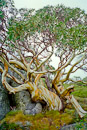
top-left (63, 83), bottom-right (87, 109)
top-left (63, 82), bottom-right (87, 98)
top-left (72, 86), bottom-right (87, 98)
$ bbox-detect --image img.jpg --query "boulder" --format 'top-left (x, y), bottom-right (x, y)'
top-left (15, 90), bottom-right (31, 111)
top-left (15, 90), bottom-right (42, 115)
top-left (0, 73), bottom-right (10, 120)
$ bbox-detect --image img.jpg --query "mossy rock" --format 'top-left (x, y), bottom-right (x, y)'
top-left (0, 109), bottom-right (76, 130)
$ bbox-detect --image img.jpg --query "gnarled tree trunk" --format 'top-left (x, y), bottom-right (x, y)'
top-left (0, 60), bottom-right (86, 118)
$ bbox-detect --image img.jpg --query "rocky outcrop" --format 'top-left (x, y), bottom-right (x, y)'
top-left (0, 73), bottom-right (10, 120)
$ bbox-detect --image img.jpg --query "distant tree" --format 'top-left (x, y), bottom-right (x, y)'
top-left (0, 2), bottom-right (87, 117)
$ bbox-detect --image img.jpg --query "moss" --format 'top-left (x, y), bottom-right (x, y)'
top-left (6, 110), bottom-right (22, 116)
top-left (0, 121), bottom-right (21, 130)
top-left (2, 111), bottom-right (78, 130)
top-left (1, 109), bottom-right (75, 130)
top-left (1, 110), bottom-right (28, 125)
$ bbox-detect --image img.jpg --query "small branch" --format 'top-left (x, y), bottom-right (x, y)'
top-left (60, 54), bottom-right (85, 83)
top-left (52, 52), bottom-right (75, 85)
top-left (69, 78), bottom-right (87, 84)
top-left (9, 60), bottom-right (27, 71)
top-left (35, 74), bottom-right (43, 86)
top-left (35, 45), bottom-right (54, 71)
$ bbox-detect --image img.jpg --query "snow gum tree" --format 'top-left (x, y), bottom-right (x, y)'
top-left (0, 1), bottom-right (87, 117)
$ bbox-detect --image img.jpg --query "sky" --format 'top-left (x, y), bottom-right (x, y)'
top-left (14, 0), bottom-right (87, 13)
top-left (13, 0), bottom-right (87, 78)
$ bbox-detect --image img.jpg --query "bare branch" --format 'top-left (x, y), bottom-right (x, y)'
top-left (52, 52), bottom-right (75, 85)
top-left (35, 45), bottom-right (54, 71)
top-left (9, 60), bottom-right (27, 71)
top-left (60, 54), bottom-right (85, 83)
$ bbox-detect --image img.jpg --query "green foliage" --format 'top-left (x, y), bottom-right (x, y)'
top-left (7, 5), bottom-right (87, 50)
top-left (0, 0), bottom-right (6, 7)
top-left (0, 10), bottom-right (4, 19)
top-left (0, 0), bottom-right (6, 20)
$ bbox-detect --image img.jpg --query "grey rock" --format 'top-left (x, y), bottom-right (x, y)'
top-left (24, 110), bottom-right (31, 115)
top-left (24, 121), bottom-right (32, 126)
top-left (12, 82), bottom-right (42, 115)
top-left (15, 121), bottom-right (31, 130)
top-left (60, 123), bottom-right (87, 130)
top-left (0, 73), bottom-right (10, 120)
top-left (15, 90), bottom-right (31, 111)
top-left (15, 121), bottom-right (23, 128)
top-left (24, 103), bottom-right (42, 115)
top-left (26, 103), bottom-right (36, 110)
top-left (33, 103), bottom-right (42, 114)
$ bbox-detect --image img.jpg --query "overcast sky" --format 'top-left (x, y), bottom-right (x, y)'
top-left (14, 0), bottom-right (87, 13)
top-left (13, 0), bottom-right (87, 78)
